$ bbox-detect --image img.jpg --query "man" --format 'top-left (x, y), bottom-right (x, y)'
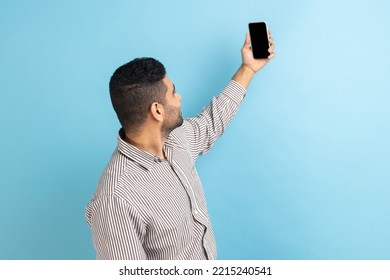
top-left (85, 33), bottom-right (275, 259)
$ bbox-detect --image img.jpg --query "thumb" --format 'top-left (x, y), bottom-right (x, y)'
top-left (243, 33), bottom-right (251, 47)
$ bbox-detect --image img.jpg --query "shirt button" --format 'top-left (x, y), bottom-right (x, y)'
top-left (194, 210), bottom-right (198, 215)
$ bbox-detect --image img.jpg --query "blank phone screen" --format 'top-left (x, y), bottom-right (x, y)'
top-left (248, 22), bottom-right (269, 59)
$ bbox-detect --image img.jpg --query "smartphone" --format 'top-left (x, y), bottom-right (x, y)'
top-left (248, 22), bottom-right (270, 59)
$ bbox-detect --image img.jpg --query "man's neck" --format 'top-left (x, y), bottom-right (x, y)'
top-left (124, 129), bottom-right (166, 159)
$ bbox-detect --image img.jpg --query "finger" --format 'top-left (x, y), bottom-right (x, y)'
top-left (268, 37), bottom-right (274, 46)
top-left (268, 30), bottom-right (272, 37)
top-left (268, 43), bottom-right (275, 53)
top-left (268, 52), bottom-right (276, 60)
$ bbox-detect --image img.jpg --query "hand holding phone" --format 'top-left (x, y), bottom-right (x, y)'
top-left (248, 22), bottom-right (271, 59)
top-left (234, 25), bottom-right (275, 87)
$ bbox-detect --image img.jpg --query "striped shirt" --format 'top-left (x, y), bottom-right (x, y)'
top-left (85, 80), bottom-right (246, 260)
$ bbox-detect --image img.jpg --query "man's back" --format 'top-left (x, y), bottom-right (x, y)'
top-left (86, 122), bottom-right (217, 259)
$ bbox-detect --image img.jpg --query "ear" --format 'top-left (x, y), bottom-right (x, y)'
top-left (150, 102), bottom-right (164, 122)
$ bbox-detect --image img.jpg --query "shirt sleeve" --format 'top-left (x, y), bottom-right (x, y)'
top-left (86, 195), bottom-right (147, 260)
top-left (183, 80), bottom-right (246, 161)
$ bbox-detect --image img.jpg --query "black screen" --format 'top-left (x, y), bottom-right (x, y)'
top-left (248, 22), bottom-right (269, 59)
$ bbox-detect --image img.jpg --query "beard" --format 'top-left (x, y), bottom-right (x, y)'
top-left (161, 104), bottom-right (183, 138)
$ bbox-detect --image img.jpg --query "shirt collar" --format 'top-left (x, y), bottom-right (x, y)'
top-left (117, 129), bottom-right (162, 170)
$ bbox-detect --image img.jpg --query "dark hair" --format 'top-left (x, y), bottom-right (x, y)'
top-left (109, 57), bottom-right (167, 131)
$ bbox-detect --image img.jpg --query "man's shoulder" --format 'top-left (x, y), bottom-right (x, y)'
top-left (93, 148), bottom-right (146, 197)
top-left (167, 120), bottom-right (192, 146)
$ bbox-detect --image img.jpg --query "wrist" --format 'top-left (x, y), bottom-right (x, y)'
top-left (241, 63), bottom-right (257, 74)
top-left (232, 64), bottom-right (256, 89)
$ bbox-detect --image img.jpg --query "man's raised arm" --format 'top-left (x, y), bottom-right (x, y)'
top-left (182, 32), bottom-right (275, 160)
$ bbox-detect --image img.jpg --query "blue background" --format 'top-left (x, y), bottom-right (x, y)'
top-left (1, 0), bottom-right (389, 259)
